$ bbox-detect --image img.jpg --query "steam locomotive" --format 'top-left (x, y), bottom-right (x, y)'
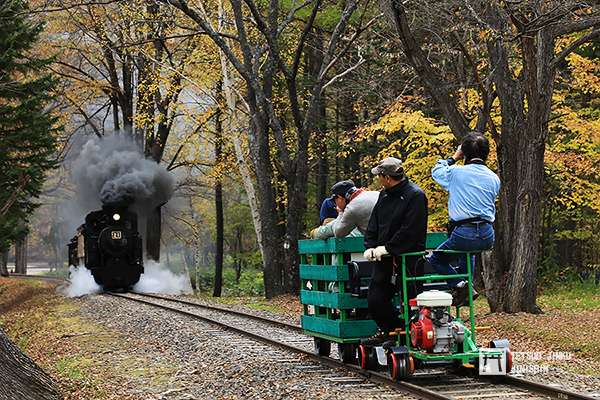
top-left (68, 205), bottom-right (143, 290)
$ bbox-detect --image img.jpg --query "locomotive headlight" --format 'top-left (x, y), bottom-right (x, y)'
top-left (112, 213), bottom-right (121, 221)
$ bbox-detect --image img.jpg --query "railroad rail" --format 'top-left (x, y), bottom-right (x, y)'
top-left (108, 292), bottom-right (597, 400)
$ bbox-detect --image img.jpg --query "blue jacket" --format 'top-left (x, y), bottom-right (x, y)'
top-left (432, 159), bottom-right (500, 222)
top-left (319, 198), bottom-right (338, 224)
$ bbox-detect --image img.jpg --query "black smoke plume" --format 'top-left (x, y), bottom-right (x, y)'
top-left (72, 135), bottom-right (174, 213)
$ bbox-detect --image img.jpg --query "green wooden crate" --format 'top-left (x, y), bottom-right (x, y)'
top-left (298, 233), bottom-right (448, 344)
top-left (301, 315), bottom-right (377, 339)
top-left (300, 290), bottom-right (368, 309)
top-left (299, 232), bottom-right (447, 255)
top-left (298, 236), bottom-right (365, 254)
top-left (299, 264), bottom-right (350, 281)
top-left (299, 236), bottom-right (372, 343)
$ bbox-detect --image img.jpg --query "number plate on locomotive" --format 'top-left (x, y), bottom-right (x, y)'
top-left (111, 231), bottom-right (122, 240)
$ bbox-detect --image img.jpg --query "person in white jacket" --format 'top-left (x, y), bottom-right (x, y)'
top-left (311, 180), bottom-right (379, 239)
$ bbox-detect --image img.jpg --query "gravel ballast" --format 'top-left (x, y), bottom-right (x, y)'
top-left (77, 294), bottom-right (414, 399)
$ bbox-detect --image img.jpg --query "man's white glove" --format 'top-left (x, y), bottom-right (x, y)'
top-left (363, 248), bottom-right (376, 261)
top-left (373, 245), bottom-right (389, 261)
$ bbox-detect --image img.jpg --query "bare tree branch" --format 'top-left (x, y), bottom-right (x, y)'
top-left (552, 11), bottom-right (600, 37)
top-left (291, 0), bottom-right (322, 80)
top-left (550, 28), bottom-right (600, 68)
top-left (322, 49), bottom-right (365, 91)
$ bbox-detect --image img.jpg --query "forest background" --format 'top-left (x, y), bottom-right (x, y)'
top-left (1, 0), bottom-right (599, 313)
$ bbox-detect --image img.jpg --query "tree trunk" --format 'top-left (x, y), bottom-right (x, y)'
top-left (216, 27), bottom-right (264, 258)
top-left (283, 179), bottom-right (305, 294)
top-left (500, 31), bottom-right (553, 313)
top-left (213, 179), bottom-right (224, 297)
top-left (316, 132), bottom-right (328, 207)
top-left (14, 235), bottom-right (27, 274)
top-left (0, 250), bottom-right (8, 277)
top-left (213, 105), bottom-right (224, 298)
top-left (481, 26), bottom-right (555, 313)
top-left (233, 228), bottom-right (243, 284)
top-left (111, 96), bottom-right (120, 132)
top-left (0, 329), bottom-right (59, 400)
top-left (306, 30), bottom-right (329, 210)
top-left (181, 247), bottom-right (196, 291)
top-left (145, 207), bottom-right (161, 261)
top-left (234, 259), bottom-right (242, 283)
top-left (246, 108), bottom-right (286, 298)
top-left (316, 98), bottom-right (328, 205)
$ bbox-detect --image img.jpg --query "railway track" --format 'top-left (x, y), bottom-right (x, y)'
top-left (5, 274), bottom-right (596, 399)
top-left (107, 292), bottom-right (597, 400)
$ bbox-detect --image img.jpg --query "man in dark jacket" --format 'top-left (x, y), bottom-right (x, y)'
top-left (363, 157), bottom-right (428, 343)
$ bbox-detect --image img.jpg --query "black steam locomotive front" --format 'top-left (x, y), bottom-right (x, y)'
top-left (68, 205), bottom-right (143, 290)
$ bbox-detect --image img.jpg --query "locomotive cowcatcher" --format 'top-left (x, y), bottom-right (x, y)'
top-left (68, 204), bottom-right (143, 290)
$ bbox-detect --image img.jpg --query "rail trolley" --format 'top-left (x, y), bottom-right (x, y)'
top-left (298, 233), bottom-right (512, 380)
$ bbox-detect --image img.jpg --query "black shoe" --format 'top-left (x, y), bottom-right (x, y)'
top-left (452, 286), bottom-right (479, 307)
top-left (382, 340), bottom-right (396, 350)
top-left (361, 329), bottom-right (389, 345)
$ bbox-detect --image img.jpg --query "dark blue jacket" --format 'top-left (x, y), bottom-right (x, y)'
top-left (319, 198), bottom-right (338, 224)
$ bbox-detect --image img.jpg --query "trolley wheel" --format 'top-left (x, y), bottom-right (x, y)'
top-left (388, 352), bottom-right (414, 381)
top-left (505, 349), bottom-right (513, 373)
top-left (337, 343), bottom-right (357, 364)
top-left (358, 344), bottom-right (379, 370)
top-left (314, 337), bottom-right (331, 357)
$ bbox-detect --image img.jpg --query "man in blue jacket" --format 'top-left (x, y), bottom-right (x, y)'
top-left (429, 132), bottom-right (500, 306)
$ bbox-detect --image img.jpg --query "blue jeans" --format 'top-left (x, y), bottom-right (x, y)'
top-left (427, 223), bottom-right (494, 288)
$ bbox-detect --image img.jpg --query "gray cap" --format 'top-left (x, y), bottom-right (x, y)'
top-left (371, 157), bottom-right (404, 177)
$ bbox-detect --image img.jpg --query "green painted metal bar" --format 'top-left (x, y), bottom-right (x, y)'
top-left (466, 252), bottom-right (476, 345)
top-left (401, 254), bottom-right (411, 349)
top-left (411, 350), bottom-right (502, 361)
top-left (298, 236), bottom-right (366, 254)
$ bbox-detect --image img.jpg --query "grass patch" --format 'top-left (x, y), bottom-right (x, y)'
top-left (42, 267), bottom-right (70, 279)
top-left (0, 278), bottom-right (180, 399)
top-left (537, 281), bottom-right (600, 311)
top-left (195, 267), bottom-right (264, 296)
top-left (55, 356), bottom-right (93, 380)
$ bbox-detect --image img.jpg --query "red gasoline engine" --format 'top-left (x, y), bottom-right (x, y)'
top-left (408, 290), bottom-right (465, 353)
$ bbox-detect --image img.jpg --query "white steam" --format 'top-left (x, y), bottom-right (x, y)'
top-left (133, 261), bottom-right (192, 295)
top-left (62, 266), bottom-right (102, 297)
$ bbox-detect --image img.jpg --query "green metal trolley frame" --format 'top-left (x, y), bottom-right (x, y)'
top-left (298, 233), bottom-right (448, 345)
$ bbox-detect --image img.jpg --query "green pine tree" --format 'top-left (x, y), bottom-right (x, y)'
top-left (0, 0), bottom-right (58, 253)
